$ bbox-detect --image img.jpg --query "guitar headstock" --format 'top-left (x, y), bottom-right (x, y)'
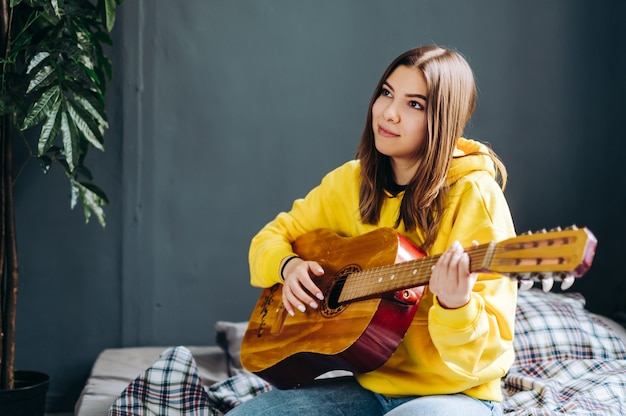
top-left (475, 225), bottom-right (597, 291)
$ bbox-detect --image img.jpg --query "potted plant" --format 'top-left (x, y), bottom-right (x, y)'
top-left (0, 0), bottom-right (122, 413)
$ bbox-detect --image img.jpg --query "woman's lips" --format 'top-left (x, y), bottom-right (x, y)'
top-left (377, 124), bottom-right (399, 138)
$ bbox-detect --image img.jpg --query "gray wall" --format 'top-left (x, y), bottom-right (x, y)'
top-left (12, 0), bottom-right (625, 411)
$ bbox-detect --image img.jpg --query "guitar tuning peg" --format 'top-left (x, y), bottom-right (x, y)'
top-left (540, 228), bottom-right (547, 234)
top-left (541, 276), bottom-right (554, 292)
top-left (530, 271), bottom-right (543, 280)
top-left (520, 230), bottom-right (533, 235)
top-left (564, 225), bottom-right (578, 231)
top-left (518, 280), bottom-right (534, 291)
top-left (560, 274), bottom-right (575, 290)
top-left (549, 226), bottom-right (562, 232)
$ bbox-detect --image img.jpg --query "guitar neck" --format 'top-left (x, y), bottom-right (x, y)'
top-left (338, 243), bottom-right (494, 303)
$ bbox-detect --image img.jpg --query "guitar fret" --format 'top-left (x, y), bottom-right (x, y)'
top-left (340, 254), bottom-right (439, 303)
top-left (340, 246), bottom-right (496, 303)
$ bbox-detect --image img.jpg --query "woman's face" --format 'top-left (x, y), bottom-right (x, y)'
top-left (371, 65), bottom-right (428, 179)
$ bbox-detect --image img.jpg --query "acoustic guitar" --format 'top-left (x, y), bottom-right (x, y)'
top-left (240, 226), bottom-right (597, 389)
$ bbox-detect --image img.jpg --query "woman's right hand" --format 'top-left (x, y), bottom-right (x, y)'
top-left (281, 257), bottom-right (325, 316)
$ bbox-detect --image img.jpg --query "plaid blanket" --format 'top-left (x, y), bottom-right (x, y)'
top-left (109, 290), bottom-right (626, 415)
top-left (501, 290), bottom-right (626, 415)
top-left (108, 346), bottom-right (271, 416)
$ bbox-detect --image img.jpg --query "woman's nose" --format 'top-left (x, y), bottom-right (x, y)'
top-left (383, 102), bottom-right (400, 122)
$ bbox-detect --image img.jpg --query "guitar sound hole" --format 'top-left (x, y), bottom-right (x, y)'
top-left (327, 278), bottom-right (346, 309)
top-left (320, 264), bottom-right (360, 318)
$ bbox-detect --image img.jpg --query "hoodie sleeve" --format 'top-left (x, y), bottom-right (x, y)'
top-left (248, 161), bottom-right (361, 288)
top-left (428, 170), bottom-right (517, 377)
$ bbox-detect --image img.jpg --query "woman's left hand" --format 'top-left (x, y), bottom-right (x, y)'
top-left (429, 241), bottom-right (478, 309)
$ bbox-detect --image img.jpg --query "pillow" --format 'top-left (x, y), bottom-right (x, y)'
top-left (215, 321), bottom-right (249, 373)
top-left (513, 289), bottom-right (626, 365)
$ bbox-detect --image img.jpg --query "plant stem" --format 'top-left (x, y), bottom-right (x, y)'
top-left (0, 0), bottom-right (8, 391)
top-left (0, 0), bottom-right (17, 391)
top-left (0, 113), bottom-right (18, 392)
top-left (0, 118), bottom-right (6, 392)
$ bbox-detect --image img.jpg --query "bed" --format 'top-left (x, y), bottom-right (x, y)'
top-left (75, 289), bottom-right (626, 416)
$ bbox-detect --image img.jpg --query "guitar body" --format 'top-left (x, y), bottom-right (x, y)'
top-left (241, 225), bottom-right (597, 390)
top-left (241, 228), bottom-right (426, 389)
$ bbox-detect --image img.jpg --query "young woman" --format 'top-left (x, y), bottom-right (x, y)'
top-left (230, 45), bottom-right (516, 416)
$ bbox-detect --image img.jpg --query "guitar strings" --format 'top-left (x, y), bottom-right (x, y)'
top-left (336, 234), bottom-right (579, 303)
top-left (338, 245), bottom-right (492, 302)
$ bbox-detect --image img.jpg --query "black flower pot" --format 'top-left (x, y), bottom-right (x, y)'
top-left (0, 371), bottom-right (49, 416)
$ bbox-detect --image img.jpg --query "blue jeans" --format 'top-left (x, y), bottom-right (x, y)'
top-left (226, 376), bottom-right (502, 416)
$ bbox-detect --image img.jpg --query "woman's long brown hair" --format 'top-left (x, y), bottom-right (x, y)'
top-left (356, 46), bottom-right (507, 250)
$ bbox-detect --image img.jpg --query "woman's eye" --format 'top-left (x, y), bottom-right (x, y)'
top-left (381, 87), bottom-right (392, 97)
top-left (409, 100), bottom-right (423, 110)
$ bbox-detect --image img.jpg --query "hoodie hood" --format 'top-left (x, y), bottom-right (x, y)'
top-left (445, 138), bottom-right (496, 186)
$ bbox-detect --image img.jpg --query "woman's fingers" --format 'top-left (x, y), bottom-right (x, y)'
top-left (431, 241), bottom-right (473, 309)
top-left (282, 261), bottom-right (325, 316)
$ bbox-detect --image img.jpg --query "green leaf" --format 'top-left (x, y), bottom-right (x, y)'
top-left (81, 181), bottom-right (109, 204)
top-left (26, 52), bottom-right (50, 75)
top-left (60, 111), bottom-right (80, 172)
top-left (26, 63), bottom-right (55, 95)
top-left (37, 99), bottom-right (62, 155)
top-left (74, 60), bottom-right (101, 88)
top-left (104, 0), bottom-right (118, 32)
top-left (67, 100), bottom-right (105, 151)
top-left (92, 30), bottom-right (114, 47)
top-left (71, 88), bottom-right (107, 125)
top-left (73, 165), bottom-right (94, 181)
top-left (50, 0), bottom-right (61, 18)
top-left (65, 69), bottom-right (99, 96)
top-left (21, 85), bottom-right (61, 130)
top-left (70, 173), bottom-right (79, 207)
top-left (70, 178), bottom-right (108, 227)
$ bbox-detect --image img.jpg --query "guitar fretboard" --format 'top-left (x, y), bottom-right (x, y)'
top-left (338, 244), bottom-right (494, 303)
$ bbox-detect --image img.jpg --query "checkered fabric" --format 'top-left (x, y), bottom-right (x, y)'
top-left (108, 346), bottom-right (271, 415)
top-left (206, 373), bottom-right (272, 414)
top-left (502, 290), bottom-right (626, 415)
top-left (108, 290), bottom-right (626, 415)
top-left (108, 346), bottom-right (216, 416)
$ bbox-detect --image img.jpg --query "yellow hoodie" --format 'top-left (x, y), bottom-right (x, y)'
top-left (248, 138), bottom-right (517, 401)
